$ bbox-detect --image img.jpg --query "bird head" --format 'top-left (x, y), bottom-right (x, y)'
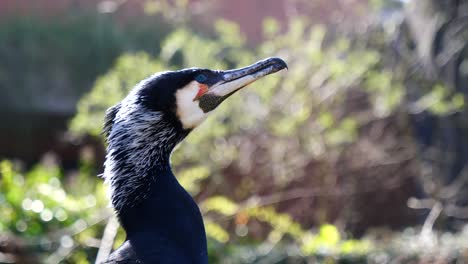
top-left (105, 57), bottom-right (287, 138)
top-left (140, 57), bottom-right (287, 129)
top-left (103, 57), bottom-right (287, 210)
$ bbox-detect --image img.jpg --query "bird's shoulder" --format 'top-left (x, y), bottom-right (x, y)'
top-left (101, 237), bottom-right (195, 264)
top-left (100, 240), bottom-right (141, 264)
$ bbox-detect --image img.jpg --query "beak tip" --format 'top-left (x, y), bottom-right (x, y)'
top-left (269, 57), bottom-right (288, 71)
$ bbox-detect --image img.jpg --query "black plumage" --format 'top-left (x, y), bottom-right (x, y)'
top-left (101, 58), bottom-right (287, 263)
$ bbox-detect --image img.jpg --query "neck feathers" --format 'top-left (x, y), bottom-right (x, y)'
top-left (103, 98), bottom-right (187, 212)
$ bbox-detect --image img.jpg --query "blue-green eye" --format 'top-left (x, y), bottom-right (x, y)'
top-left (195, 74), bottom-right (207, 83)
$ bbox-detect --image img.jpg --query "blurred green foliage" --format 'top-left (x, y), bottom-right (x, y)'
top-left (0, 159), bottom-right (110, 263)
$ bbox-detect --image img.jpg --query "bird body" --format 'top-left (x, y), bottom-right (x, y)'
top-left (101, 58), bottom-right (287, 263)
top-left (103, 166), bottom-right (207, 263)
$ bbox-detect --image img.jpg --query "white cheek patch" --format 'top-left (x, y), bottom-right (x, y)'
top-left (176, 81), bottom-right (209, 129)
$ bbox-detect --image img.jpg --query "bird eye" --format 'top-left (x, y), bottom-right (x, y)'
top-left (195, 74), bottom-right (207, 83)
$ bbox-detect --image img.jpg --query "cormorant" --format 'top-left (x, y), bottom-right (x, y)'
top-left (101, 57), bottom-right (287, 263)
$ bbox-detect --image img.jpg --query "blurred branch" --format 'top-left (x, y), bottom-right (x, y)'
top-left (47, 209), bottom-right (113, 241)
top-left (210, 175), bottom-right (405, 223)
top-left (244, 180), bottom-right (403, 208)
top-left (45, 209), bottom-right (113, 264)
top-left (95, 216), bottom-right (119, 264)
top-left (407, 197), bottom-right (435, 210)
top-left (419, 201), bottom-right (442, 245)
top-left (408, 165), bottom-right (468, 222)
top-left (439, 166), bottom-right (468, 200)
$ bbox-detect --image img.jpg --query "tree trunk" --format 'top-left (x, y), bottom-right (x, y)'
top-left (404, 0), bottom-right (468, 228)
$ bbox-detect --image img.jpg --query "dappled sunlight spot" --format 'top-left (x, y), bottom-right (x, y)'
top-left (38, 183), bottom-right (52, 196)
top-left (48, 177), bottom-right (61, 188)
top-left (52, 189), bottom-right (66, 202)
top-left (85, 195), bottom-right (97, 207)
top-left (307, 138), bottom-right (326, 157)
top-left (16, 220), bottom-right (27, 232)
top-left (22, 198), bottom-right (32, 210)
top-left (40, 209), bottom-right (53, 222)
top-left (235, 224), bottom-right (248, 237)
top-left (54, 208), bottom-right (68, 222)
top-left (72, 219), bottom-right (88, 233)
top-left (31, 199), bottom-right (44, 213)
top-left (300, 224), bottom-right (372, 256)
top-left (318, 224), bottom-right (340, 246)
top-left (60, 235), bottom-right (74, 248)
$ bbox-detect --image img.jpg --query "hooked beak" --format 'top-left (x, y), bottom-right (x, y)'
top-left (197, 57), bottom-right (287, 112)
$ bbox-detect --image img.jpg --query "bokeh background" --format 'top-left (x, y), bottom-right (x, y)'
top-left (1, 0), bottom-right (468, 263)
